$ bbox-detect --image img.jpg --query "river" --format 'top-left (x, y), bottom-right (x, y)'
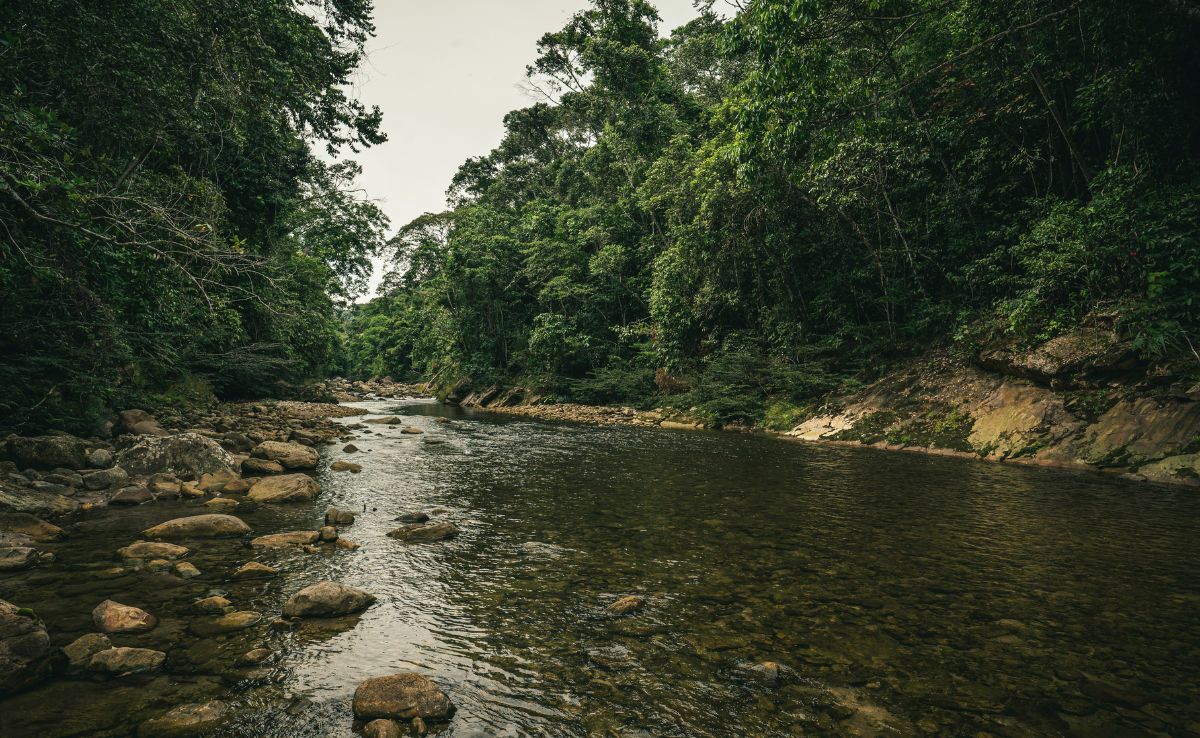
top-left (1, 398), bottom-right (1198, 737)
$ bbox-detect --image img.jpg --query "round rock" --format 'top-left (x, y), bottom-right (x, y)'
top-left (352, 672), bottom-right (455, 721)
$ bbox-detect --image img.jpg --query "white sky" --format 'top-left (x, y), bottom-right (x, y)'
top-left (345, 0), bottom-right (702, 299)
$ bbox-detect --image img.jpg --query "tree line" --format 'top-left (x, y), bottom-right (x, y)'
top-left (344, 0), bottom-right (1200, 424)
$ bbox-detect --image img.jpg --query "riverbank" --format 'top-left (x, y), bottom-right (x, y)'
top-left (455, 324), bottom-right (1200, 488)
top-left (0, 390), bottom-right (464, 736)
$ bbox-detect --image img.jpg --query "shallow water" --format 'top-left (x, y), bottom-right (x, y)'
top-left (2, 398), bottom-right (1199, 737)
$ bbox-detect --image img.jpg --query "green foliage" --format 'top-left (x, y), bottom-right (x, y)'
top-left (339, 0), bottom-right (1200, 424)
top-left (0, 0), bottom-right (389, 431)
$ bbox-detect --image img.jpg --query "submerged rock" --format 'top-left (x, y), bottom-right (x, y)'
top-left (137, 700), bottom-right (229, 738)
top-left (325, 507), bottom-right (356, 526)
top-left (352, 672), bottom-right (455, 721)
top-left (174, 561), bottom-right (201, 579)
top-left (0, 546), bottom-right (39, 572)
top-left (0, 513), bottom-right (64, 542)
top-left (394, 512), bottom-right (430, 524)
top-left (250, 531), bottom-right (318, 549)
top-left (193, 595), bottom-right (232, 614)
top-left (317, 525), bottom-right (338, 542)
top-left (117, 541), bottom-right (190, 560)
top-left (246, 474), bottom-right (319, 503)
top-left (606, 595), bottom-right (646, 616)
top-left (0, 599), bottom-right (52, 696)
top-left (88, 646), bottom-right (165, 676)
top-left (191, 610), bottom-right (262, 636)
top-left (251, 441), bottom-right (319, 471)
top-left (62, 633), bottom-right (111, 670)
top-left (281, 581), bottom-right (375, 619)
top-left (117, 433), bottom-right (236, 478)
top-left (232, 561), bottom-right (277, 579)
top-left (386, 522), bottom-right (459, 542)
top-left (329, 460), bottom-right (362, 473)
top-left (236, 648), bottom-right (271, 666)
top-left (142, 514), bottom-right (250, 540)
top-left (93, 599), bottom-right (157, 634)
top-left (363, 719), bottom-right (404, 738)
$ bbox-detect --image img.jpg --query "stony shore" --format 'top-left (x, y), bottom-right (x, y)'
top-left (0, 377), bottom-right (455, 736)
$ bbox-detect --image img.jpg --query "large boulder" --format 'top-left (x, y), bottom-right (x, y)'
top-left (142, 514), bottom-right (250, 540)
top-left (4, 435), bottom-right (91, 469)
top-left (0, 599), bottom-right (52, 696)
top-left (93, 600), bottom-right (157, 634)
top-left (117, 409), bottom-right (169, 437)
top-left (88, 646), bottom-right (165, 676)
top-left (137, 701), bottom-right (229, 738)
top-left (281, 581), bottom-right (375, 619)
top-left (352, 673), bottom-right (455, 721)
top-left (246, 474), bottom-right (318, 504)
top-left (250, 441), bottom-right (319, 470)
top-left (116, 433), bottom-right (236, 478)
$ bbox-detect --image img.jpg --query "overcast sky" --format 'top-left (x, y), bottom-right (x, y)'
top-left (344, 0), bottom-right (702, 298)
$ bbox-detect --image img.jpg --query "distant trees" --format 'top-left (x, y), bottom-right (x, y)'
top-left (0, 0), bottom-right (390, 430)
top-left (343, 0), bottom-right (1200, 422)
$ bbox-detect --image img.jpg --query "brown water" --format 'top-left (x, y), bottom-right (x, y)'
top-left (1, 398), bottom-right (1198, 737)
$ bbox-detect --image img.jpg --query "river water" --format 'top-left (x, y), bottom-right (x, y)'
top-left (1, 398), bottom-right (1198, 737)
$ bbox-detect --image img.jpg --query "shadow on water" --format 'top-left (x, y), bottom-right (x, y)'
top-left (2, 397), bottom-right (1199, 737)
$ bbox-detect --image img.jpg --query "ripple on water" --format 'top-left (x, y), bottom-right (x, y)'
top-left (2, 397), bottom-right (1199, 737)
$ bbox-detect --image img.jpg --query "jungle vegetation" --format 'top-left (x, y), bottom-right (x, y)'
top-left (344, 0), bottom-right (1200, 423)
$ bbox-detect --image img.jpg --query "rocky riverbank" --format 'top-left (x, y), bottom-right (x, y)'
top-left (455, 323), bottom-right (1200, 488)
top-left (0, 387), bottom-right (459, 736)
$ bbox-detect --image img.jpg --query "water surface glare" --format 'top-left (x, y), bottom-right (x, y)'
top-left (2, 398), bottom-right (1198, 737)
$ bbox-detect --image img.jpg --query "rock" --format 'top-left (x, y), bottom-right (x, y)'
top-left (62, 633), bottom-right (111, 669)
top-left (145, 558), bottom-right (172, 573)
top-left (401, 427), bottom-right (423, 435)
top-left (281, 581), bottom-right (375, 619)
top-left (88, 646), bottom-right (166, 676)
top-left (352, 673), bottom-right (455, 721)
top-left (739, 660), bottom-right (791, 684)
top-left (1079, 397), bottom-right (1200, 466)
top-left (191, 610), bottom-right (262, 636)
top-left (117, 409), bottom-right (169, 437)
top-left (0, 547), bottom-right (39, 571)
top-left (110, 485), bottom-right (153, 506)
top-left (343, 443), bottom-right (359, 453)
top-left (193, 595), bottom-right (232, 614)
top-left (179, 481), bottom-right (204, 498)
top-left (386, 522), bottom-right (459, 542)
top-left (220, 478), bottom-right (255, 495)
top-left (364, 416), bottom-right (404, 425)
top-left (82, 466), bottom-right (129, 490)
top-left (317, 525), bottom-right (338, 542)
top-left (197, 470), bottom-right (238, 493)
top-left (330, 460), bottom-right (362, 473)
top-left (606, 595), bottom-right (646, 616)
top-left (394, 512), bottom-right (430, 524)
top-left (87, 448), bottom-right (115, 468)
top-left (1136, 452), bottom-right (1200, 485)
top-left (137, 700), bottom-right (229, 738)
top-left (142, 514), bottom-right (251, 540)
top-left (117, 433), bottom-right (236, 478)
top-left (232, 561), bottom-right (277, 579)
top-left (241, 457), bottom-right (284, 475)
top-left (174, 562), bottom-right (201, 579)
top-left (0, 513), bottom-right (64, 542)
top-left (363, 719), bottom-right (405, 738)
top-left (246, 474), bottom-right (318, 504)
top-left (236, 648), bottom-right (271, 666)
top-left (4, 435), bottom-right (91, 469)
top-left (0, 480), bottom-right (76, 517)
top-left (118, 541), bottom-right (190, 560)
top-left (148, 475), bottom-right (182, 497)
top-left (977, 326), bottom-right (1134, 384)
top-left (335, 537), bottom-right (360, 551)
top-left (204, 497), bottom-right (238, 510)
top-left (411, 717), bottom-right (427, 735)
top-left (325, 507), bottom-right (356, 526)
top-left (250, 441), bottom-right (319, 471)
top-left (0, 599), bottom-right (52, 695)
top-left (250, 531), bottom-right (319, 548)
top-left (93, 600), bottom-right (157, 633)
